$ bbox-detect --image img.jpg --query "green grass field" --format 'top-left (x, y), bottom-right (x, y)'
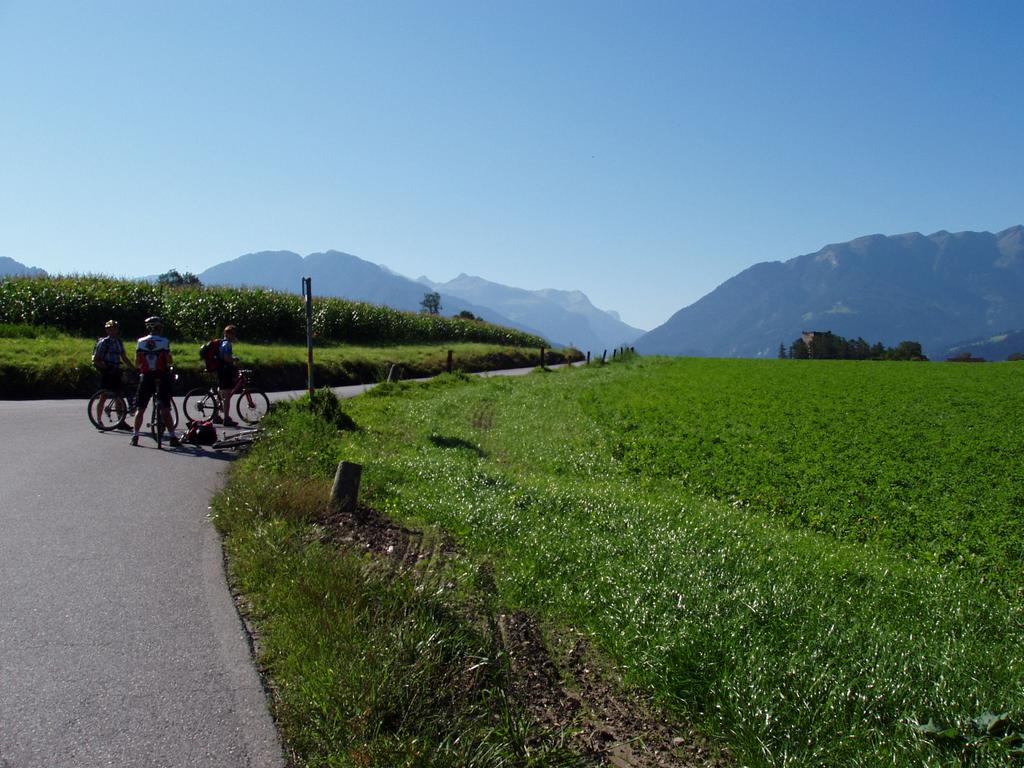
top-left (213, 357), bottom-right (1024, 767)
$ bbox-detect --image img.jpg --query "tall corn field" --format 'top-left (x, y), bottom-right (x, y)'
top-left (0, 275), bottom-right (548, 347)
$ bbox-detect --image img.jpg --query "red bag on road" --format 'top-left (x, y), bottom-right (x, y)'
top-left (185, 420), bottom-right (218, 445)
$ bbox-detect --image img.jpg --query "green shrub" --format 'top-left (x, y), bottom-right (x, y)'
top-left (0, 322), bottom-right (63, 339)
top-left (282, 389), bottom-right (360, 431)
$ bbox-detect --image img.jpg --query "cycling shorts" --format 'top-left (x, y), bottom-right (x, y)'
top-left (100, 367), bottom-right (123, 392)
top-left (137, 371), bottom-right (173, 411)
top-left (217, 363), bottom-right (239, 390)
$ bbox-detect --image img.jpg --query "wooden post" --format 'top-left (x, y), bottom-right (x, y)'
top-left (540, 347), bottom-right (546, 368)
top-left (586, 351), bottom-right (591, 364)
top-left (446, 350), bottom-right (453, 373)
top-left (601, 349), bottom-right (607, 363)
top-left (302, 277), bottom-right (314, 398)
top-left (330, 461), bottom-right (362, 515)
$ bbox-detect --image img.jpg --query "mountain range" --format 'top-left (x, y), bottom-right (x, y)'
top-left (635, 226), bottom-right (1024, 360)
top-left (197, 250), bottom-right (643, 350)
top-left (419, 273), bottom-right (645, 353)
top-left (9, 227), bottom-right (1024, 360)
top-left (0, 257), bottom-right (46, 278)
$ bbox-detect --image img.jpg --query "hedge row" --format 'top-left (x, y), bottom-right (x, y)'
top-left (0, 275), bottom-right (548, 347)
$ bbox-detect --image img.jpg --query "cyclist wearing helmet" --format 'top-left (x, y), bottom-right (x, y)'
top-left (92, 320), bottom-right (136, 428)
top-left (131, 316), bottom-right (180, 447)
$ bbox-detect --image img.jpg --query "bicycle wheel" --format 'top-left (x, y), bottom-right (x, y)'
top-left (235, 389), bottom-right (270, 425)
top-left (168, 397), bottom-right (179, 430)
top-left (183, 387), bottom-right (218, 422)
top-left (87, 390), bottom-right (128, 431)
top-left (148, 398), bottom-right (180, 441)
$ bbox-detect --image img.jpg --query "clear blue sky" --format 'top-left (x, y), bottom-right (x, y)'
top-left (1, 1), bottom-right (1021, 330)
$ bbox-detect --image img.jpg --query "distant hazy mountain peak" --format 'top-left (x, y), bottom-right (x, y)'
top-left (430, 272), bottom-right (644, 350)
top-left (192, 248), bottom-right (644, 351)
top-left (0, 256), bottom-right (47, 278)
top-left (445, 273), bottom-right (489, 288)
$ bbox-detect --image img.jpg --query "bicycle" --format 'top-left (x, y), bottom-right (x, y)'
top-left (150, 393), bottom-right (176, 449)
top-left (87, 385), bottom-right (135, 431)
top-left (182, 368), bottom-right (270, 426)
top-left (212, 426), bottom-right (263, 452)
top-left (87, 372), bottom-right (180, 441)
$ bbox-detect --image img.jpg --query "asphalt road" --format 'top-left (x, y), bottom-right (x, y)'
top-left (0, 398), bottom-right (283, 768)
top-left (0, 366), bottom-right (550, 767)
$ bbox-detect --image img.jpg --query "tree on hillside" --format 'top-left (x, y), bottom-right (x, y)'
top-left (887, 340), bottom-right (928, 361)
top-left (1009, 352), bottom-right (1024, 361)
top-left (420, 291), bottom-right (442, 315)
top-left (787, 333), bottom-right (927, 361)
top-left (457, 310), bottom-right (477, 321)
top-left (778, 343), bottom-right (787, 359)
top-left (158, 269), bottom-right (202, 287)
top-left (850, 337), bottom-right (871, 360)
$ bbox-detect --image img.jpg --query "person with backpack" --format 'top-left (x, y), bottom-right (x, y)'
top-left (131, 316), bottom-right (180, 447)
top-left (213, 325), bottom-right (241, 426)
top-left (91, 320), bottom-right (136, 429)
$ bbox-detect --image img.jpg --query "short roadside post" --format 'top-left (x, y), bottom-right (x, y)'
top-left (302, 276), bottom-right (314, 398)
top-left (330, 460), bottom-right (363, 519)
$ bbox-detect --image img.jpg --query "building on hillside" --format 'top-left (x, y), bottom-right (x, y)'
top-left (801, 330), bottom-right (831, 347)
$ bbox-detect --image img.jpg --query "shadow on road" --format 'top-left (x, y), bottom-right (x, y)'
top-left (89, 430), bottom-right (241, 462)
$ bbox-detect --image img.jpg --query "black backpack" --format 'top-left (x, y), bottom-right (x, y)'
top-left (198, 338), bottom-right (221, 372)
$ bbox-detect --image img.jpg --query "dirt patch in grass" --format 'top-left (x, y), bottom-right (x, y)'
top-left (320, 502), bottom-right (460, 566)
top-left (317, 502), bottom-right (730, 768)
top-left (501, 611), bottom-right (729, 768)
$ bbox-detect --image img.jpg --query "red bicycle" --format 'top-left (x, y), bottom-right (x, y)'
top-left (182, 368), bottom-right (269, 425)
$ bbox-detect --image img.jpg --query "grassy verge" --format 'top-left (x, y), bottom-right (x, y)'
top-left (213, 396), bottom-right (594, 767)
top-left (215, 488), bottom-right (584, 766)
top-left (213, 358), bottom-right (1023, 767)
top-left (0, 327), bottom-right (575, 397)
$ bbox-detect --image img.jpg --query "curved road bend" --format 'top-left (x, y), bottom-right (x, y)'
top-left (0, 368), bottom-right (558, 767)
